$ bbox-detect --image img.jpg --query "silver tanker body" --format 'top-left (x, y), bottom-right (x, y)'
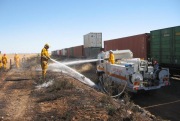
top-left (97, 50), bottom-right (170, 95)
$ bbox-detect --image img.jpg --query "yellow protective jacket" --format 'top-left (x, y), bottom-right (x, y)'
top-left (14, 55), bottom-right (20, 62)
top-left (41, 48), bottom-right (50, 62)
top-left (109, 53), bottom-right (115, 64)
top-left (0, 61), bottom-right (2, 68)
top-left (2, 55), bottom-right (8, 64)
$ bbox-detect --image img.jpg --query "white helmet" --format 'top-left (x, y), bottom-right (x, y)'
top-left (109, 50), bottom-right (113, 53)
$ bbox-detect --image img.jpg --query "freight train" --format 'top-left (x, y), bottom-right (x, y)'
top-left (52, 26), bottom-right (180, 74)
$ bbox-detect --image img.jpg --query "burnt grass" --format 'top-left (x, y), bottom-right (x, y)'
top-left (26, 56), bottom-right (162, 121)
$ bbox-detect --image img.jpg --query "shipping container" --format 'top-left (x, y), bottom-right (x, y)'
top-left (84, 33), bottom-right (102, 48)
top-left (84, 47), bottom-right (101, 59)
top-left (73, 45), bottom-right (84, 58)
top-left (104, 33), bottom-right (150, 59)
top-left (69, 47), bottom-right (74, 57)
top-left (150, 26), bottom-right (180, 68)
top-left (56, 50), bottom-right (59, 55)
top-left (67, 48), bottom-right (70, 57)
top-left (62, 49), bottom-right (67, 56)
top-left (174, 26), bottom-right (180, 66)
top-left (59, 50), bottom-right (62, 56)
top-left (65, 48), bottom-right (68, 56)
top-left (150, 26), bottom-right (174, 63)
top-left (51, 51), bottom-right (55, 56)
top-left (51, 50), bottom-right (59, 56)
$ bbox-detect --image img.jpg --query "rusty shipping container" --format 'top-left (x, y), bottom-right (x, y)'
top-left (67, 48), bottom-right (70, 57)
top-left (59, 49), bottom-right (63, 56)
top-left (58, 50), bottom-right (61, 56)
top-left (104, 33), bottom-right (150, 59)
top-left (73, 45), bottom-right (84, 58)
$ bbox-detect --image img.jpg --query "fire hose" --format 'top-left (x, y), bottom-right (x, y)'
top-left (99, 76), bottom-right (127, 98)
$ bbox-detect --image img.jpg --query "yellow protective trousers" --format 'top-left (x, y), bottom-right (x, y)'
top-left (15, 61), bottom-right (20, 68)
top-left (41, 60), bottom-right (48, 79)
top-left (2, 62), bottom-right (7, 69)
top-left (0, 62), bottom-right (2, 69)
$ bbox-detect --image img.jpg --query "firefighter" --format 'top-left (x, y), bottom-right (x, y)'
top-left (97, 48), bottom-right (105, 64)
top-left (153, 60), bottom-right (159, 71)
top-left (41, 44), bottom-right (50, 79)
top-left (14, 53), bottom-right (20, 68)
top-left (2, 54), bottom-right (8, 69)
top-left (0, 55), bottom-right (2, 69)
top-left (0, 60), bottom-right (2, 69)
top-left (109, 50), bottom-right (115, 64)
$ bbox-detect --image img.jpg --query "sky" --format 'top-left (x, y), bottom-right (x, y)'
top-left (0, 0), bottom-right (179, 53)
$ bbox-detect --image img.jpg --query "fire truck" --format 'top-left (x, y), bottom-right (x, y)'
top-left (97, 50), bottom-right (170, 96)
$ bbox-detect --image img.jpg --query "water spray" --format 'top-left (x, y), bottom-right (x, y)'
top-left (62, 59), bottom-right (99, 66)
top-left (49, 58), bottom-right (98, 88)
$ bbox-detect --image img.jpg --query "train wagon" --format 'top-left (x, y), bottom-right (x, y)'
top-left (150, 26), bottom-right (180, 74)
top-left (104, 33), bottom-right (150, 60)
top-left (73, 45), bottom-right (84, 58)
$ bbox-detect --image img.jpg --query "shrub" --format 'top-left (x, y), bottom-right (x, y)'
top-left (48, 78), bottom-right (74, 92)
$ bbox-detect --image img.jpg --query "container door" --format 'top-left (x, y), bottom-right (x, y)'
top-left (173, 26), bottom-right (180, 65)
top-left (160, 28), bottom-right (173, 64)
top-left (150, 30), bottom-right (161, 62)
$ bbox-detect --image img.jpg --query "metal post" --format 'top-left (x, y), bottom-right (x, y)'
top-left (10, 59), bottom-right (12, 69)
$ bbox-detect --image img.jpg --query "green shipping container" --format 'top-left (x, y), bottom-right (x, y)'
top-left (150, 26), bottom-right (180, 66)
top-left (150, 30), bottom-right (161, 62)
top-left (161, 28), bottom-right (173, 37)
top-left (151, 30), bottom-right (161, 36)
top-left (174, 26), bottom-right (180, 65)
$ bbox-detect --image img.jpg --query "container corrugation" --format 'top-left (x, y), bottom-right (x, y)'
top-left (150, 27), bottom-right (173, 64)
top-left (73, 45), bottom-right (84, 58)
top-left (150, 26), bottom-right (180, 66)
top-left (71, 48), bottom-right (74, 57)
top-left (84, 47), bottom-right (101, 59)
top-left (65, 48), bottom-right (68, 56)
top-left (174, 26), bottom-right (180, 65)
top-left (51, 51), bottom-right (55, 55)
top-left (67, 48), bottom-right (70, 57)
top-left (104, 33), bottom-right (150, 59)
top-left (58, 50), bottom-right (61, 55)
top-left (62, 49), bottom-right (67, 56)
top-left (84, 33), bottom-right (102, 48)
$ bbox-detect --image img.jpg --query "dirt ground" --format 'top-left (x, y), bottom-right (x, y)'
top-left (0, 57), bottom-right (159, 121)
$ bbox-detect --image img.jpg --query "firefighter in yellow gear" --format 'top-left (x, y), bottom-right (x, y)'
top-left (41, 44), bottom-right (50, 79)
top-left (109, 50), bottom-right (115, 64)
top-left (0, 55), bottom-right (2, 69)
top-left (14, 54), bottom-right (20, 68)
top-left (0, 60), bottom-right (2, 69)
top-left (2, 54), bottom-right (8, 69)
